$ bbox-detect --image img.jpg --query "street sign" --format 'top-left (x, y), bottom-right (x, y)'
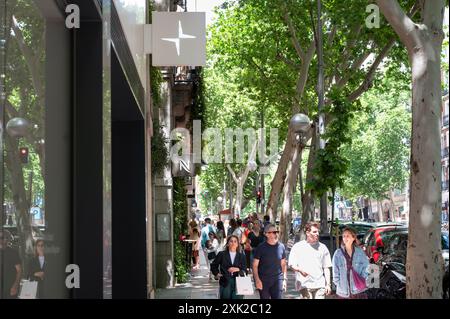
top-left (150, 12), bottom-right (206, 66)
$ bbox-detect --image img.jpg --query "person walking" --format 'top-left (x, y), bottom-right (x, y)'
top-left (210, 235), bottom-right (247, 299)
top-left (247, 222), bottom-right (264, 272)
top-left (201, 218), bottom-right (216, 272)
top-left (0, 230), bottom-right (22, 299)
top-left (332, 227), bottom-right (369, 299)
top-left (252, 224), bottom-right (287, 299)
top-left (191, 228), bottom-right (201, 270)
top-left (288, 221), bottom-right (332, 299)
top-left (216, 220), bottom-right (226, 247)
top-left (27, 239), bottom-right (47, 298)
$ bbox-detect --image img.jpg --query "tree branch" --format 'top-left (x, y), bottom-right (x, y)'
top-left (11, 16), bottom-right (44, 98)
top-left (227, 164), bottom-right (239, 184)
top-left (347, 37), bottom-right (396, 102)
top-left (327, 25), bottom-right (338, 46)
top-left (241, 142), bottom-right (258, 185)
top-left (293, 40), bottom-right (316, 114)
top-left (276, 53), bottom-right (300, 70)
top-left (335, 24), bottom-right (363, 81)
top-left (335, 50), bottom-right (371, 89)
top-left (280, 0), bottom-right (305, 60)
top-left (375, 0), bottom-right (419, 52)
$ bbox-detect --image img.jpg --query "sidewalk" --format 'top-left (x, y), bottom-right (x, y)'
top-left (155, 250), bottom-right (304, 299)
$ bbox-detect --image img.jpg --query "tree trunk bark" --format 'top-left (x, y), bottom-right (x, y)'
top-left (377, 200), bottom-right (384, 222)
top-left (406, 48), bottom-right (444, 299)
top-left (376, 0), bottom-right (445, 298)
top-left (5, 133), bottom-right (34, 259)
top-left (280, 144), bottom-right (301, 244)
top-left (300, 131), bottom-right (317, 237)
top-left (265, 127), bottom-right (294, 223)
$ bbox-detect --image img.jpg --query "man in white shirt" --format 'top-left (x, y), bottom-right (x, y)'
top-left (288, 221), bottom-right (332, 299)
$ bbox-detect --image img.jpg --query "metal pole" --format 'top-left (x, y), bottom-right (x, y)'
top-left (316, 0), bottom-right (328, 233)
top-left (260, 105), bottom-right (265, 216)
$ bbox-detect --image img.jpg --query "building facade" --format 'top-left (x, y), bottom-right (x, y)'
top-left (1, 0), bottom-right (152, 299)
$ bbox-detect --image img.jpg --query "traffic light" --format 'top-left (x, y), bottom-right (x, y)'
top-left (19, 147), bottom-right (29, 164)
top-left (256, 189), bottom-right (261, 204)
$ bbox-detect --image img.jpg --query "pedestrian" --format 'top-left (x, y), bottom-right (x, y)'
top-left (247, 222), bottom-right (264, 274)
top-left (210, 235), bottom-right (247, 299)
top-left (252, 224), bottom-right (287, 299)
top-left (201, 218), bottom-right (216, 272)
top-left (332, 227), bottom-right (369, 299)
top-left (188, 217), bottom-right (198, 237)
top-left (263, 215), bottom-right (270, 229)
top-left (232, 219), bottom-right (243, 245)
top-left (191, 228), bottom-right (201, 270)
top-left (227, 218), bottom-right (237, 239)
top-left (243, 222), bottom-right (253, 273)
top-left (0, 230), bottom-right (22, 299)
top-left (27, 239), bottom-right (47, 298)
top-left (216, 220), bottom-right (226, 247)
top-left (288, 221), bottom-right (332, 299)
top-left (206, 232), bottom-right (220, 280)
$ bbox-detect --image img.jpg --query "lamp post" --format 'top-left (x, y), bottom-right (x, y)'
top-left (290, 113), bottom-right (311, 239)
top-left (217, 196), bottom-right (223, 220)
top-left (290, 113), bottom-right (311, 147)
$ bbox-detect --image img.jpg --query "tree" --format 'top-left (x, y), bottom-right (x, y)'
top-left (376, 0), bottom-right (446, 298)
top-left (2, 0), bottom-right (46, 260)
top-left (206, 0), bottom-right (415, 240)
top-left (341, 77), bottom-right (411, 222)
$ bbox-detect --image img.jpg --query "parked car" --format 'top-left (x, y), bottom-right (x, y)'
top-left (375, 230), bottom-right (449, 299)
top-left (362, 225), bottom-right (408, 262)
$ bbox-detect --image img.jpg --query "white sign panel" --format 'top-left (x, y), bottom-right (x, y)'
top-left (152, 12), bottom-right (206, 66)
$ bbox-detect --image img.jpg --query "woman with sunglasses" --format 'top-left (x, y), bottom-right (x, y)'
top-left (210, 235), bottom-right (247, 299)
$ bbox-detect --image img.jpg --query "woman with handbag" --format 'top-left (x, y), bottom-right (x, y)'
top-left (210, 235), bottom-right (247, 299)
top-left (332, 227), bottom-right (369, 299)
top-left (27, 239), bottom-right (46, 298)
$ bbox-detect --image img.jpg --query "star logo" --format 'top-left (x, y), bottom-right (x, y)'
top-left (161, 21), bottom-right (196, 56)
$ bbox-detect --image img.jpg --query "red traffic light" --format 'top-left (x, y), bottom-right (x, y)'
top-left (19, 147), bottom-right (29, 164)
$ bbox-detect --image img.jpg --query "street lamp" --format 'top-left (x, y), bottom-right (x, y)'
top-left (6, 117), bottom-right (31, 138)
top-left (290, 113), bottom-right (311, 146)
top-left (248, 160), bottom-right (257, 172)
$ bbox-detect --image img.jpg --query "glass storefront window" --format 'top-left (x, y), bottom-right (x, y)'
top-left (1, 0), bottom-right (68, 299)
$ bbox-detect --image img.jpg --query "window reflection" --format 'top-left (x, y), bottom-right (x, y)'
top-left (1, 0), bottom-right (46, 299)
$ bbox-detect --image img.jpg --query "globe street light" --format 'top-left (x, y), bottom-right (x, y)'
top-left (290, 113), bottom-right (311, 146)
top-left (6, 117), bottom-right (31, 138)
top-left (248, 160), bottom-right (257, 172)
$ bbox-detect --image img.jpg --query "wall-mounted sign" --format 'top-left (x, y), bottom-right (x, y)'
top-left (148, 12), bottom-right (206, 66)
top-left (172, 154), bottom-right (194, 177)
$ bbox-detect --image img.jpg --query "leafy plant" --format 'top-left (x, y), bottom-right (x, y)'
top-left (151, 119), bottom-right (169, 176)
top-left (173, 177), bottom-right (190, 283)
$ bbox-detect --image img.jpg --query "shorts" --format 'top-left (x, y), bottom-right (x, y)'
top-left (193, 250), bottom-right (199, 257)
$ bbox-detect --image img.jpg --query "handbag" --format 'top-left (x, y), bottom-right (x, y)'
top-left (341, 248), bottom-right (367, 292)
top-left (351, 268), bottom-right (367, 291)
top-left (18, 280), bottom-right (38, 299)
top-left (235, 276), bottom-right (254, 295)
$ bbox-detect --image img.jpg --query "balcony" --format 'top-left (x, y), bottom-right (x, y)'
top-left (443, 147), bottom-right (449, 159)
top-left (444, 114), bottom-right (449, 127)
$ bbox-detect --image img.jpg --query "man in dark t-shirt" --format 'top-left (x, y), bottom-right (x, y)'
top-left (252, 224), bottom-right (287, 299)
top-left (0, 230), bottom-right (22, 299)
